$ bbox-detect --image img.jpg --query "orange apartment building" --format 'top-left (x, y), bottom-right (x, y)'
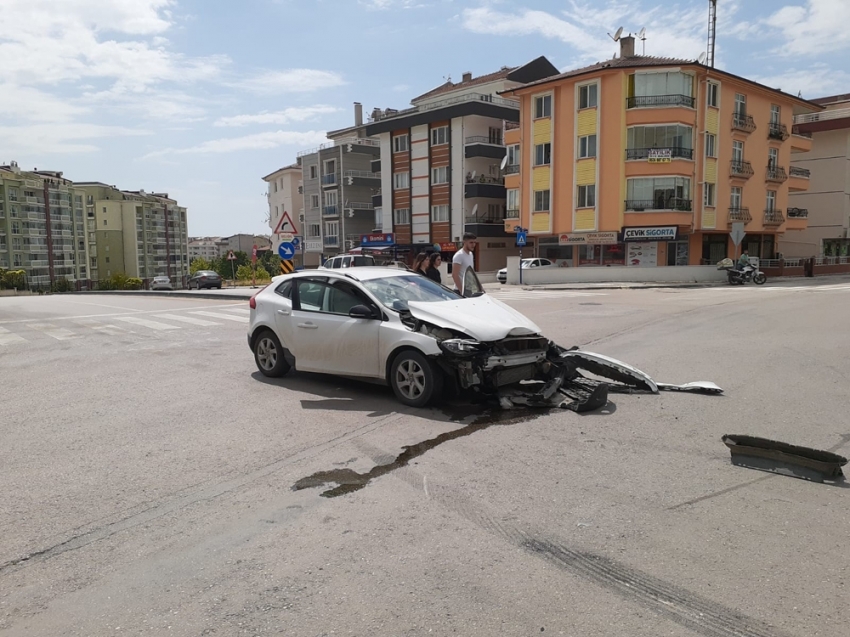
top-left (501, 37), bottom-right (822, 267)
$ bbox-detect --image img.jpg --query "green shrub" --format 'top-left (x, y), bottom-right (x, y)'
top-left (97, 279), bottom-right (114, 291)
top-left (110, 272), bottom-right (128, 290)
top-left (255, 265), bottom-right (271, 281)
top-left (1, 269), bottom-right (27, 290)
top-left (190, 257), bottom-right (211, 274)
top-left (124, 277), bottom-right (143, 290)
top-left (50, 278), bottom-right (74, 293)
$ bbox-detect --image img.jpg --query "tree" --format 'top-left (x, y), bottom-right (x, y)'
top-left (259, 250), bottom-right (280, 275)
top-left (190, 256), bottom-right (211, 274)
top-left (213, 251), bottom-right (248, 279)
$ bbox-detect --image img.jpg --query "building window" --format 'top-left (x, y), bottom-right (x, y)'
top-left (274, 181), bottom-right (278, 193)
top-left (730, 187), bottom-right (742, 209)
top-left (393, 134), bottom-right (409, 153)
top-left (732, 140), bottom-right (744, 163)
top-left (533, 190), bottom-right (550, 212)
top-left (310, 194), bottom-right (320, 208)
top-left (507, 144), bottom-right (520, 167)
top-left (431, 166), bottom-right (448, 184)
top-left (103, 219), bottom-right (107, 226)
top-left (326, 190), bottom-right (338, 207)
top-left (105, 257), bottom-right (110, 264)
top-left (506, 188), bottom-right (519, 212)
top-left (430, 126), bottom-right (449, 146)
top-left (579, 84), bottom-right (598, 109)
top-left (734, 93), bottom-right (746, 116)
top-left (770, 105), bottom-right (780, 125)
top-left (274, 205), bottom-right (279, 217)
top-left (308, 224), bottom-right (321, 237)
top-left (325, 221), bottom-right (339, 238)
top-left (393, 172), bottom-right (410, 190)
top-left (627, 125), bottom-right (693, 155)
top-left (323, 159), bottom-right (336, 176)
top-left (393, 208), bottom-right (410, 224)
top-left (309, 165), bottom-right (318, 179)
top-left (577, 185), bottom-right (596, 208)
top-left (768, 147), bottom-right (778, 169)
top-left (8, 188), bottom-right (18, 201)
top-left (707, 82), bottom-right (719, 107)
top-left (534, 95), bottom-right (551, 118)
top-left (578, 134), bottom-right (597, 158)
top-left (12, 221), bottom-right (20, 235)
top-left (627, 177), bottom-right (691, 209)
top-left (534, 143), bottom-right (551, 166)
top-left (632, 72), bottom-right (694, 100)
top-left (431, 205), bottom-right (449, 222)
top-left (705, 133), bottom-right (716, 157)
top-left (766, 190), bottom-right (776, 211)
top-left (703, 183), bottom-right (716, 207)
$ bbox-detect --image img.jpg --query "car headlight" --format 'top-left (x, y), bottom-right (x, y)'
top-left (440, 339), bottom-right (486, 355)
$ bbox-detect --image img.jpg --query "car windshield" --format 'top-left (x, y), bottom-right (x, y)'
top-left (362, 275), bottom-right (461, 311)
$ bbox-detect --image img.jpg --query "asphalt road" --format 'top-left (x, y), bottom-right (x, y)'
top-left (1, 282), bottom-right (849, 637)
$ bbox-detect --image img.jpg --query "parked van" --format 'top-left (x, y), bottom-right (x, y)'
top-left (320, 254), bottom-right (376, 269)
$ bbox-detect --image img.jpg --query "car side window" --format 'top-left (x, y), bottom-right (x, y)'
top-left (342, 256), bottom-right (352, 268)
top-left (331, 258), bottom-right (341, 269)
top-left (296, 280), bottom-right (326, 311)
top-left (325, 282), bottom-right (369, 315)
top-left (275, 280), bottom-right (293, 298)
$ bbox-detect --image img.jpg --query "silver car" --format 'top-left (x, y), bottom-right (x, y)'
top-left (150, 276), bottom-right (173, 290)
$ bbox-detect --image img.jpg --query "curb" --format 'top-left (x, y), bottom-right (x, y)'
top-left (70, 290), bottom-right (254, 301)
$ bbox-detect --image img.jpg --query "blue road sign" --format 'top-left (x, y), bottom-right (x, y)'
top-left (278, 242), bottom-right (296, 260)
top-left (515, 231), bottom-right (528, 247)
top-left (291, 236), bottom-right (301, 247)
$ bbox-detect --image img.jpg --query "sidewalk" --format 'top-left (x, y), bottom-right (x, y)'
top-left (485, 280), bottom-right (728, 291)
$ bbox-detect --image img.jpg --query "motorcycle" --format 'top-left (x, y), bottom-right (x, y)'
top-left (717, 258), bottom-right (767, 285)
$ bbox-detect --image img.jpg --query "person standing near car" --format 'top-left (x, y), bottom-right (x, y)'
top-left (451, 232), bottom-right (477, 291)
top-left (412, 252), bottom-right (428, 276)
top-left (425, 252), bottom-right (442, 284)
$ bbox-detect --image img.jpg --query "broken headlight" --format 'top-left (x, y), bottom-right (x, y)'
top-left (440, 339), bottom-right (487, 356)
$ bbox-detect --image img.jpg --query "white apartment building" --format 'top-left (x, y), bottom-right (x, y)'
top-left (262, 164), bottom-right (308, 265)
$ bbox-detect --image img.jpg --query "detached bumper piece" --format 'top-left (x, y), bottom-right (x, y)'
top-left (722, 434), bottom-right (848, 483)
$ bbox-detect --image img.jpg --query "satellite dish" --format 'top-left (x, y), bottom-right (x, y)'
top-left (471, 204), bottom-right (478, 216)
top-left (698, 52), bottom-right (706, 64)
top-left (608, 26), bottom-right (623, 41)
top-left (470, 170), bottom-right (476, 180)
top-left (638, 27), bottom-right (646, 39)
top-left (499, 155), bottom-right (508, 171)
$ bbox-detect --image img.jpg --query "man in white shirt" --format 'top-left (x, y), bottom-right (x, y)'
top-left (451, 232), bottom-right (477, 292)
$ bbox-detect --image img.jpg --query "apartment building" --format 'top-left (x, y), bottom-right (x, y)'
top-left (501, 37), bottom-right (820, 267)
top-left (0, 162), bottom-right (91, 288)
top-left (787, 93), bottom-right (850, 257)
top-left (363, 57), bottom-right (559, 271)
top-left (76, 183), bottom-right (190, 286)
top-left (188, 237), bottom-right (226, 261)
top-left (263, 164), bottom-right (309, 266)
top-left (220, 234), bottom-right (271, 255)
top-left (296, 103), bottom-right (381, 263)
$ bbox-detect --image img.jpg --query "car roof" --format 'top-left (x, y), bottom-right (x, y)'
top-left (271, 267), bottom-right (416, 285)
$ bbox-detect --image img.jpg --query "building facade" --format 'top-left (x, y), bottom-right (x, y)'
top-left (364, 58), bottom-right (559, 271)
top-left (787, 93), bottom-right (850, 257)
top-left (220, 234), bottom-right (271, 255)
top-left (188, 237), bottom-right (226, 262)
top-left (0, 162), bottom-right (91, 288)
top-left (77, 183), bottom-right (190, 287)
top-left (263, 164), bottom-right (309, 265)
top-left (502, 38), bottom-right (819, 267)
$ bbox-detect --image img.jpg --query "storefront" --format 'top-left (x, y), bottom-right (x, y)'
top-left (554, 231), bottom-right (621, 266)
top-left (621, 226), bottom-right (680, 267)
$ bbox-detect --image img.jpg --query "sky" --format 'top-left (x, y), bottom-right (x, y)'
top-left (2, 0), bottom-right (849, 237)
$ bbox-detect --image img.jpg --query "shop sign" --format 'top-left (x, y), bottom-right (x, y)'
top-left (648, 148), bottom-right (672, 163)
top-left (438, 242), bottom-right (458, 252)
top-left (627, 242), bottom-right (658, 267)
top-left (360, 233), bottom-right (394, 247)
top-left (622, 226), bottom-right (678, 242)
top-left (304, 240), bottom-right (323, 253)
top-left (559, 231), bottom-right (619, 245)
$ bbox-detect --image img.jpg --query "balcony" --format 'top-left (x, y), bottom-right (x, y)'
top-left (464, 176), bottom-right (506, 199)
top-left (464, 135), bottom-right (506, 159)
top-left (346, 202), bottom-right (374, 211)
top-left (787, 207), bottom-right (808, 218)
top-left (504, 164), bottom-right (520, 175)
top-left (763, 209), bottom-right (785, 226)
top-left (626, 94), bottom-right (695, 109)
top-left (343, 170), bottom-right (381, 186)
top-left (732, 113), bottom-right (757, 133)
top-left (323, 236), bottom-right (339, 247)
top-left (766, 166), bottom-right (788, 183)
top-left (625, 147), bottom-right (694, 161)
top-left (624, 198), bottom-right (693, 212)
top-left (730, 160), bottom-right (754, 179)
top-left (372, 192), bottom-right (382, 208)
top-left (728, 207), bottom-right (752, 224)
top-left (506, 209), bottom-right (520, 220)
top-left (322, 205), bottom-right (339, 217)
top-left (465, 210), bottom-right (506, 224)
top-left (768, 122), bottom-right (790, 141)
top-left (321, 174), bottom-right (337, 186)
top-left (789, 166), bottom-right (810, 178)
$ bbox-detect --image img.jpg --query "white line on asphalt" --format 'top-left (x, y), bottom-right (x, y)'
top-left (27, 323), bottom-right (80, 341)
top-left (0, 303), bottom-right (246, 326)
top-left (219, 307), bottom-right (251, 314)
top-left (0, 326), bottom-right (27, 345)
top-left (72, 319), bottom-right (133, 336)
top-left (153, 313), bottom-right (221, 327)
top-left (190, 311), bottom-right (249, 323)
top-left (113, 316), bottom-right (181, 331)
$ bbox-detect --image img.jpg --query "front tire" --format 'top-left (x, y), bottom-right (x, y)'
top-left (753, 273), bottom-right (767, 285)
top-left (390, 350), bottom-right (442, 408)
top-left (253, 330), bottom-right (290, 378)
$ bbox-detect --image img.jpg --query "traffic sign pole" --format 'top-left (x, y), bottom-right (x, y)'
top-left (514, 227), bottom-right (528, 285)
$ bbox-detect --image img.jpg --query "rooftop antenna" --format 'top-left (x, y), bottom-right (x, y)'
top-left (638, 27), bottom-right (647, 55)
top-left (607, 26), bottom-right (623, 42)
top-left (707, 0), bottom-right (717, 68)
top-left (698, 52), bottom-right (707, 65)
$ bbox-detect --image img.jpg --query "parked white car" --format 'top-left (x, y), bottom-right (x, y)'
top-left (497, 258), bottom-right (555, 284)
top-left (150, 275), bottom-right (173, 290)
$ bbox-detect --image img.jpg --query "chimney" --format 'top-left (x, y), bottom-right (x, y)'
top-left (620, 35), bottom-right (636, 58)
top-left (354, 102), bottom-right (363, 127)
top-left (462, 71), bottom-right (472, 82)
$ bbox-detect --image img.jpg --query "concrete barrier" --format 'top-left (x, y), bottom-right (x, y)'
top-left (505, 256), bottom-right (727, 285)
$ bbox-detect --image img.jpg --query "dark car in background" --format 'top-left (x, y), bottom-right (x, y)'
top-left (187, 270), bottom-right (223, 290)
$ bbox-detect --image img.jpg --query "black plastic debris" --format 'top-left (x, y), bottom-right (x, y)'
top-left (722, 434), bottom-right (848, 483)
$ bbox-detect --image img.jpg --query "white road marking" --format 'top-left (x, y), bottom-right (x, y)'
top-left (27, 323), bottom-right (80, 341)
top-left (190, 311), bottom-right (249, 323)
top-left (220, 307), bottom-right (251, 314)
top-left (113, 316), bottom-right (181, 331)
top-left (153, 313), bottom-right (221, 327)
top-left (0, 326), bottom-right (27, 345)
top-left (73, 319), bottom-right (133, 336)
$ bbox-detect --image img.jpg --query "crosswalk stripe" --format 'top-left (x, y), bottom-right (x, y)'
top-left (113, 316), bottom-right (181, 331)
top-left (73, 319), bottom-right (132, 336)
top-left (190, 311), bottom-right (249, 323)
top-left (219, 307), bottom-right (251, 314)
top-left (153, 313), bottom-right (220, 327)
top-left (28, 323), bottom-right (79, 341)
top-left (0, 326), bottom-right (27, 345)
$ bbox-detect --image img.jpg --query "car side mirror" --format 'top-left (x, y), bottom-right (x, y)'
top-left (349, 305), bottom-right (376, 319)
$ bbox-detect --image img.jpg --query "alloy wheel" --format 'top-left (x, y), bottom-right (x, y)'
top-left (395, 359), bottom-right (426, 400)
top-left (256, 337), bottom-right (278, 371)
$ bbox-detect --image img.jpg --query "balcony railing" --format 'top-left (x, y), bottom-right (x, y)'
top-left (794, 107), bottom-right (850, 125)
top-left (728, 207), bottom-right (752, 223)
top-left (505, 122), bottom-right (521, 131)
top-left (321, 174), bottom-right (337, 186)
top-left (465, 175), bottom-right (505, 185)
top-left (730, 160), bottom-right (754, 178)
top-left (766, 166), bottom-right (788, 183)
top-left (465, 135), bottom-right (504, 146)
top-left (768, 122), bottom-right (790, 141)
top-left (732, 113), bottom-right (757, 133)
top-left (323, 236), bottom-right (339, 247)
top-left (506, 209), bottom-right (520, 219)
top-left (789, 166), bottom-right (811, 178)
top-left (343, 170), bottom-right (381, 180)
top-left (787, 207), bottom-right (809, 218)
top-left (624, 198), bottom-right (693, 212)
top-left (505, 164), bottom-right (520, 175)
top-left (465, 211), bottom-right (507, 224)
top-left (625, 147), bottom-right (694, 160)
top-left (626, 94), bottom-right (695, 109)
top-left (763, 209), bottom-right (785, 226)
top-left (322, 206), bottom-right (339, 217)
top-left (346, 202), bottom-right (374, 210)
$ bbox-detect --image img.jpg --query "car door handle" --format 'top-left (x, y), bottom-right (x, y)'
top-left (297, 322), bottom-right (317, 329)
top-left (277, 309), bottom-right (291, 316)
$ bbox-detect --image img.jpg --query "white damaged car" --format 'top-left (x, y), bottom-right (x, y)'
top-left (247, 267), bottom-right (721, 410)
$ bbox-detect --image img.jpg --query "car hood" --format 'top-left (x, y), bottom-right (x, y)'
top-left (407, 295), bottom-right (542, 341)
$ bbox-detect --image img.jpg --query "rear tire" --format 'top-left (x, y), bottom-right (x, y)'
top-left (390, 350), bottom-right (442, 408)
top-left (253, 330), bottom-right (290, 378)
top-left (754, 273), bottom-right (767, 285)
